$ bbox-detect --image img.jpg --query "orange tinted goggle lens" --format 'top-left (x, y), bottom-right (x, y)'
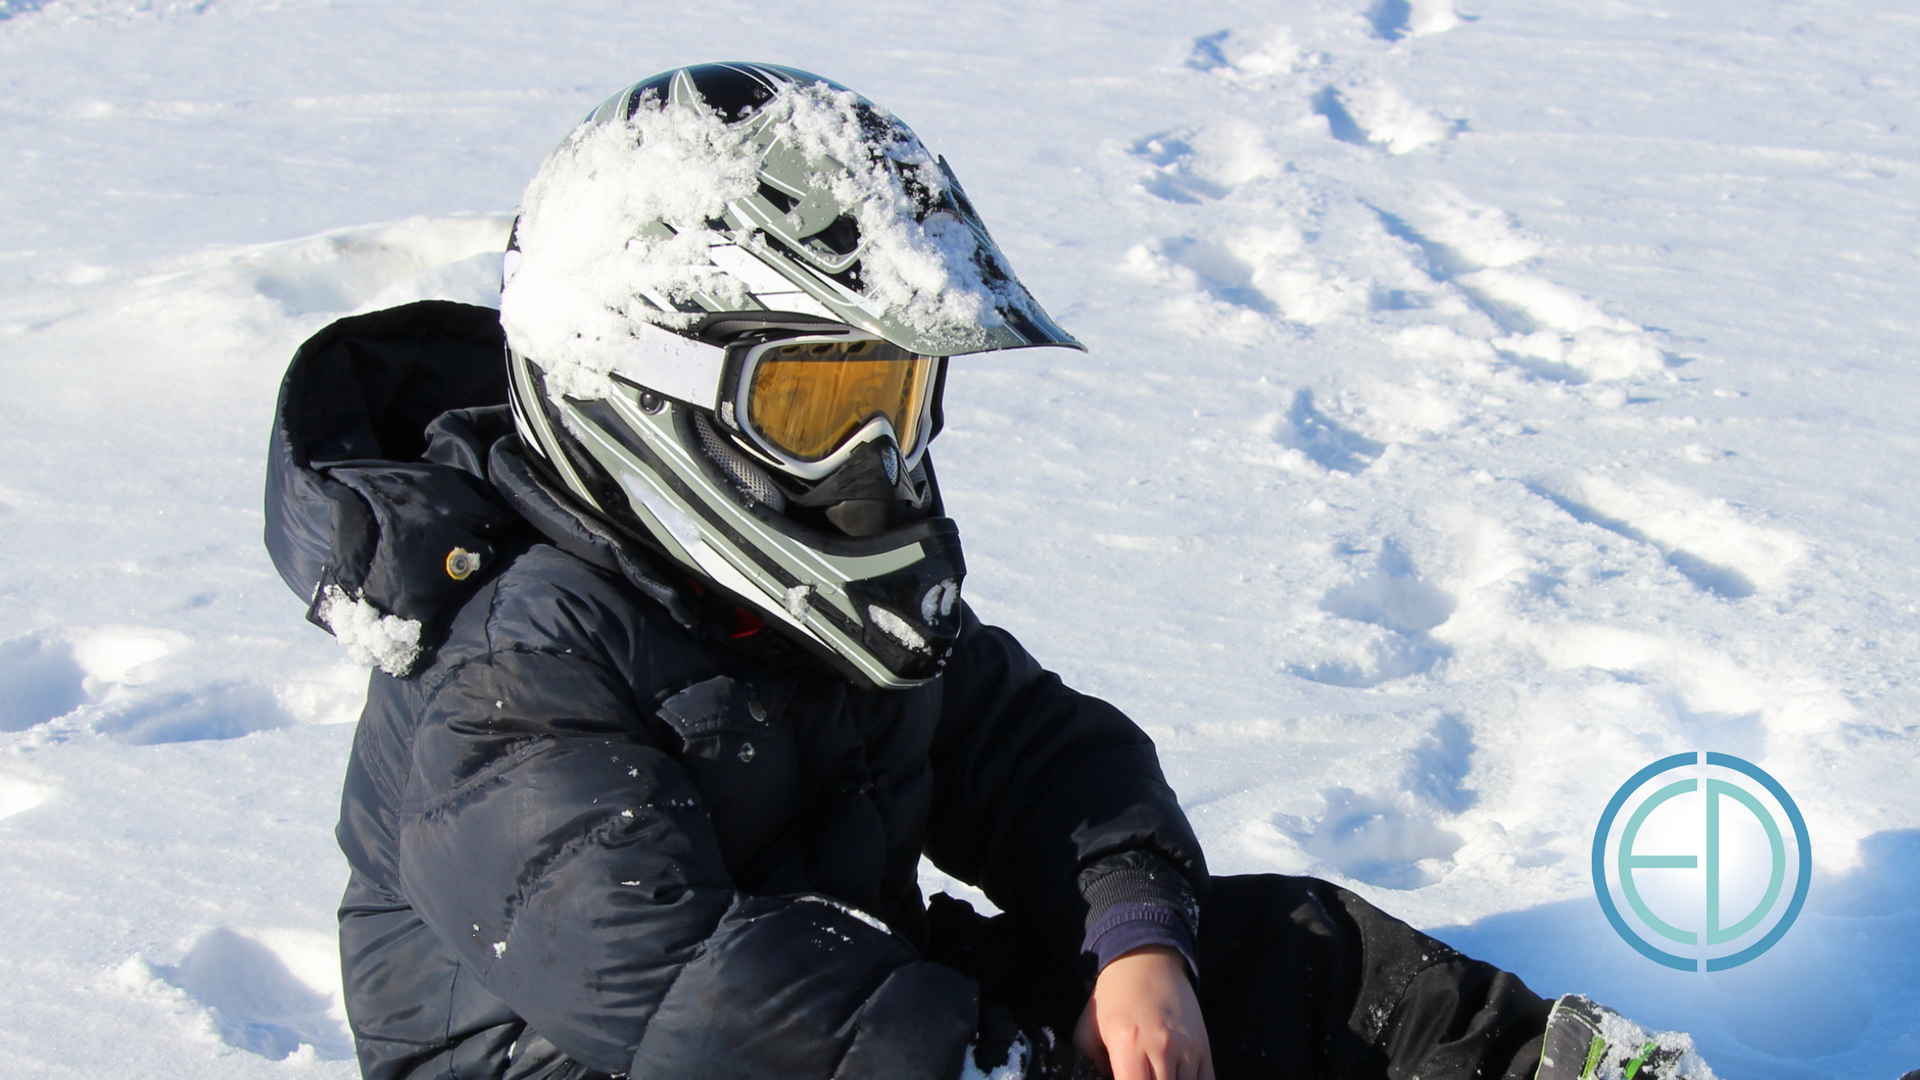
top-left (747, 340), bottom-right (935, 461)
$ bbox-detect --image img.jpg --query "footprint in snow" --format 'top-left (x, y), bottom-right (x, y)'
top-left (1127, 233), bottom-right (1370, 329)
top-left (1185, 26), bottom-right (1299, 80)
top-left (1154, 236), bottom-right (1278, 314)
top-left (1369, 191), bottom-right (1541, 282)
top-left (1239, 389), bottom-right (1389, 476)
top-left (1275, 785), bottom-right (1464, 889)
top-left (1313, 81), bottom-right (1462, 155)
top-left (0, 0), bottom-right (56, 23)
top-left (1367, 0), bottom-right (1466, 42)
top-left (1528, 473), bottom-right (1800, 600)
top-left (154, 928), bottom-right (352, 1061)
top-left (94, 682), bottom-right (293, 745)
top-left (1542, 489), bottom-right (1756, 598)
top-left (1293, 540), bottom-right (1456, 688)
top-left (1284, 389), bottom-right (1385, 475)
top-left (1320, 539), bottom-right (1455, 633)
top-left (1370, 195), bottom-right (1666, 382)
top-left (1404, 711), bottom-right (1476, 815)
top-left (0, 630), bottom-right (284, 745)
top-left (1129, 123), bottom-right (1278, 204)
top-left (0, 634), bottom-right (89, 732)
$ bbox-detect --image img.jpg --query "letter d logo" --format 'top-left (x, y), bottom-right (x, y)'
top-left (1594, 752), bottom-right (1810, 971)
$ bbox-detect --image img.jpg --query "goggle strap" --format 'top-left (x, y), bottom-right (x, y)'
top-left (606, 321), bottom-right (727, 410)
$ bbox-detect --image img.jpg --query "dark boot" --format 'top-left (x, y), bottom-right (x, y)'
top-left (1532, 995), bottom-right (1713, 1079)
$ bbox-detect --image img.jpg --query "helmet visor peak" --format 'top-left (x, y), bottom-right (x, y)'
top-left (742, 337), bottom-right (937, 466)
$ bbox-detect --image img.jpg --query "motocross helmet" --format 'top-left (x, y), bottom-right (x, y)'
top-left (499, 63), bottom-right (1080, 689)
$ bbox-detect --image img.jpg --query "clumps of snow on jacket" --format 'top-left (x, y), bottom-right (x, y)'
top-left (317, 584), bottom-right (422, 676)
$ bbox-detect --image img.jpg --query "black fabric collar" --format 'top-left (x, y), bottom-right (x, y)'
top-left (487, 436), bottom-right (703, 632)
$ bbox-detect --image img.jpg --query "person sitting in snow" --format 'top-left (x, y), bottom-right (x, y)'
top-left (265, 63), bottom-right (1712, 1080)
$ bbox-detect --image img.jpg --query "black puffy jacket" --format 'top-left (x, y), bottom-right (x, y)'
top-left (264, 301), bottom-right (1208, 1080)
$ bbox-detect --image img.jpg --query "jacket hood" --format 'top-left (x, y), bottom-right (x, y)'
top-left (266, 300), bottom-right (761, 676)
top-left (265, 301), bottom-right (527, 676)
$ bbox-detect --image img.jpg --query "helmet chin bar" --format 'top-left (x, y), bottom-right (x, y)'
top-left (551, 379), bottom-right (966, 690)
top-left (842, 533), bottom-right (965, 680)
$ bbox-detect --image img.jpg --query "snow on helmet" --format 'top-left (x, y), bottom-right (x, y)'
top-left (500, 62), bottom-right (1081, 689)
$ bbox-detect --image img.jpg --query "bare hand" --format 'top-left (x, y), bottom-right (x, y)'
top-left (1072, 945), bottom-right (1214, 1080)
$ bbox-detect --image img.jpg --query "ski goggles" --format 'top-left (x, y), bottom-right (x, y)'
top-left (730, 334), bottom-right (938, 479)
top-left (596, 320), bottom-right (940, 481)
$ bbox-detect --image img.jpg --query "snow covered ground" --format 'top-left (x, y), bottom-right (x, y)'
top-left (2, 1), bottom-right (1917, 1077)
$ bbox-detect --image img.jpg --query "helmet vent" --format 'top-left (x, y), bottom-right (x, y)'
top-left (920, 579), bottom-right (960, 623)
top-left (757, 182), bottom-right (799, 215)
top-left (695, 412), bottom-right (787, 511)
top-left (809, 215), bottom-right (862, 257)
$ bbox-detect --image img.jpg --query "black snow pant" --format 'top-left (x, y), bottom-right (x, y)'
top-left (927, 874), bottom-right (1552, 1080)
